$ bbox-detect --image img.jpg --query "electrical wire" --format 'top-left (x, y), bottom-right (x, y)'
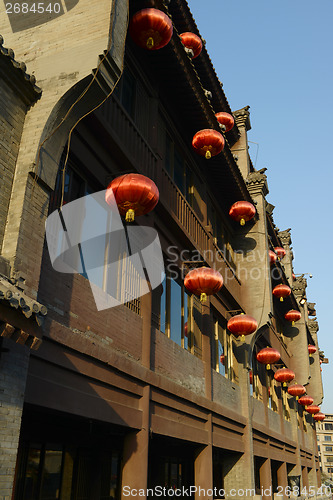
top-left (31, 0), bottom-right (129, 207)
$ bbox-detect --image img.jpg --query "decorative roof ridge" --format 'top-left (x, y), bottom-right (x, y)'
top-left (165, 0), bottom-right (240, 143)
top-left (0, 34), bottom-right (42, 98)
top-left (0, 274), bottom-right (47, 325)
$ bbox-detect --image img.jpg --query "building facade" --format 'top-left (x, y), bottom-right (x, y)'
top-left (317, 415), bottom-right (333, 479)
top-left (0, 1), bottom-right (327, 499)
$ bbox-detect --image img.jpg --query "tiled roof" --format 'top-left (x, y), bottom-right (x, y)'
top-left (0, 34), bottom-right (42, 101)
top-left (0, 275), bottom-right (47, 324)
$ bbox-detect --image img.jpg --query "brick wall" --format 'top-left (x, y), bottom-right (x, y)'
top-left (151, 328), bottom-right (206, 395)
top-left (0, 78), bottom-right (27, 254)
top-left (39, 250), bottom-right (143, 360)
top-left (0, 339), bottom-right (30, 500)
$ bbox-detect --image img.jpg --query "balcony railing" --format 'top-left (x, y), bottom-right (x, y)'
top-left (96, 97), bottom-right (240, 284)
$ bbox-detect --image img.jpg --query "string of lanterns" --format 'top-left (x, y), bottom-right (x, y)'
top-left (124, 8), bottom-right (324, 425)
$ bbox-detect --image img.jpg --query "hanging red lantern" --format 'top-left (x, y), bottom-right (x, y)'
top-left (287, 384), bottom-right (306, 400)
top-left (298, 395), bottom-right (314, 407)
top-left (313, 413), bottom-right (325, 422)
top-left (320, 360), bottom-right (323, 364)
top-left (306, 405), bottom-right (320, 415)
top-left (272, 284), bottom-right (291, 302)
top-left (274, 368), bottom-right (295, 387)
top-left (227, 314), bottom-right (258, 342)
top-left (249, 370), bottom-right (253, 385)
top-left (308, 345), bottom-right (317, 357)
top-left (274, 246), bottom-right (286, 260)
top-left (220, 354), bottom-right (225, 365)
top-left (184, 267), bottom-right (223, 303)
top-left (105, 173), bottom-right (159, 222)
top-left (215, 112), bottom-right (235, 132)
top-left (229, 201), bottom-right (256, 226)
top-left (129, 9), bottom-right (173, 50)
top-left (192, 129), bottom-right (224, 159)
top-left (256, 347), bottom-right (280, 370)
top-left (284, 310), bottom-right (301, 326)
top-left (180, 32), bottom-right (202, 58)
top-left (269, 250), bottom-right (277, 265)
top-left (184, 322), bottom-right (188, 338)
top-left (292, 273), bottom-right (296, 281)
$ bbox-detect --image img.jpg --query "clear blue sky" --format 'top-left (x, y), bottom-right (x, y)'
top-left (188, 0), bottom-right (333, 413)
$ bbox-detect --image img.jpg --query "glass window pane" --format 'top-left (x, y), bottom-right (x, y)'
top-left (173, 149), bottom-right (184, 194)
top-left (170, 279), bottom-right (182, 346)
top-left (183, 291), bottom-right (190, 350)
top-left (23, 445), bottom-right (41, 500)
top-left (160, 275), bottom-right (167, 334)
top-left (40, 448), bottom-right (63, 500)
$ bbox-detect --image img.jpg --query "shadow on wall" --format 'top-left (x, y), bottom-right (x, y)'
top-left (5, 0), bottom-right (80, 32)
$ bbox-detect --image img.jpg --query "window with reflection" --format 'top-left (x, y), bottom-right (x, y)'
top-left (160, 272), bottom-right (200, 356)
top-left (212, 313), bottom-right (232, 379)
top-left (164, 132), bottom-right (193, 205)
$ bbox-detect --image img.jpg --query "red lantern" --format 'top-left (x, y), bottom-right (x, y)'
top-left (249, 370), bottom-right (253, 385)
top-left (272, 284), bottom-right (291, 302)
top-left (306, 405), bottom-right (320, 415)
top-left (129, 9), bottom-right (173, 50)
top-left (192, 129), bottom-right (224, 159)
top-left (292, 273), bottom-right (296, 281)
top-left (256, 347), bottom-right (280, 370)
top-left (180, 32), bottom-right (202, 58)
top-left (184, 322), bottom-right (188, 338)
top-left (269, 250), bottom-right (277, 265)
top-left (298, 396), bottom-right (314, 407)
top-left (284, 310), bottom-right (301, 326)
top-left (105, 173), bottom-right (159, 222)
top-left (308, 345), bottom-right (317, 357)
top-left (220, 354), bottom-right (225, 365)
top-left (287, 384), bottom-right (306, 400)
top-left (227, 314), bottom-right (258, 342)
top-left (215, 112), bottom-right (235, 132)
top-left (184, 267), bottom-right (223, 303)
top-left (313, 413), bottom-right (325, 422)
top-left (274, 246), bottom-right (286, 260)
top-left (274, 368), bottom-right (295, 387)
top-left (229, 201), bottom-right (256, 226)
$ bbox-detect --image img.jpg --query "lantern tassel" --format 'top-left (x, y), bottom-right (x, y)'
top-left (283, 382), bottom-right (287, 387)
top-left (309, 353), bottom-right (312, 358)
top-left (296, 396), bottom-right (299, 400)
top-left (205, 150), bottom-right (212, 160)
top-left (200, 292), bottom-right (207, 303)
top-left (241, 334), bottom-right (245, 342)
top-left (147, 37), bottom-right (154, 49)
top-left (266, 364), bottom-right (271, 370)
top-left (125, 209), bottom-right (135, 222)
top-left (240, 218), bottom-right (245, 226)
top-left (280, 297), bottom-right (283, 302)
top-left (292, 321), bottom-right (295, 326)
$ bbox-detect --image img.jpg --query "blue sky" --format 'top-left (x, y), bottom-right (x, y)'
top-left (188, 0), bottom-right (333, 412)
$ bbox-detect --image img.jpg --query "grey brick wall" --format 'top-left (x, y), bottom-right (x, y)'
top-left (0, 339), bottom-right (30, 499)
top-left (0, 79), bottom-right (27, 254)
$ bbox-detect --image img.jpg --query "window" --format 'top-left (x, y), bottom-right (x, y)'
top-left (207, 198), bottom-right (235, 271)
top-left (50, 155), bottom-right (96, 212)
top-left (15, 442), bottom-right (121, 500)
top-left (328, 468), bottom-right (333, 473)
top-left (327, 457), bottom-right (333, 463)
top-left (164, 132), bottom-right (194, 205)
top-left (325, 424), bottom-right (333, 430)
top-left (326, 447), bottom-right (333, 452)
top-left (325, 436), bottom-right (332, 441)
top-left (160, 272), bottom-right (200, 356)
top-left (212, 314), bottom-right (232, 379)
top-left (113, 67), bottom-right (136, 118)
